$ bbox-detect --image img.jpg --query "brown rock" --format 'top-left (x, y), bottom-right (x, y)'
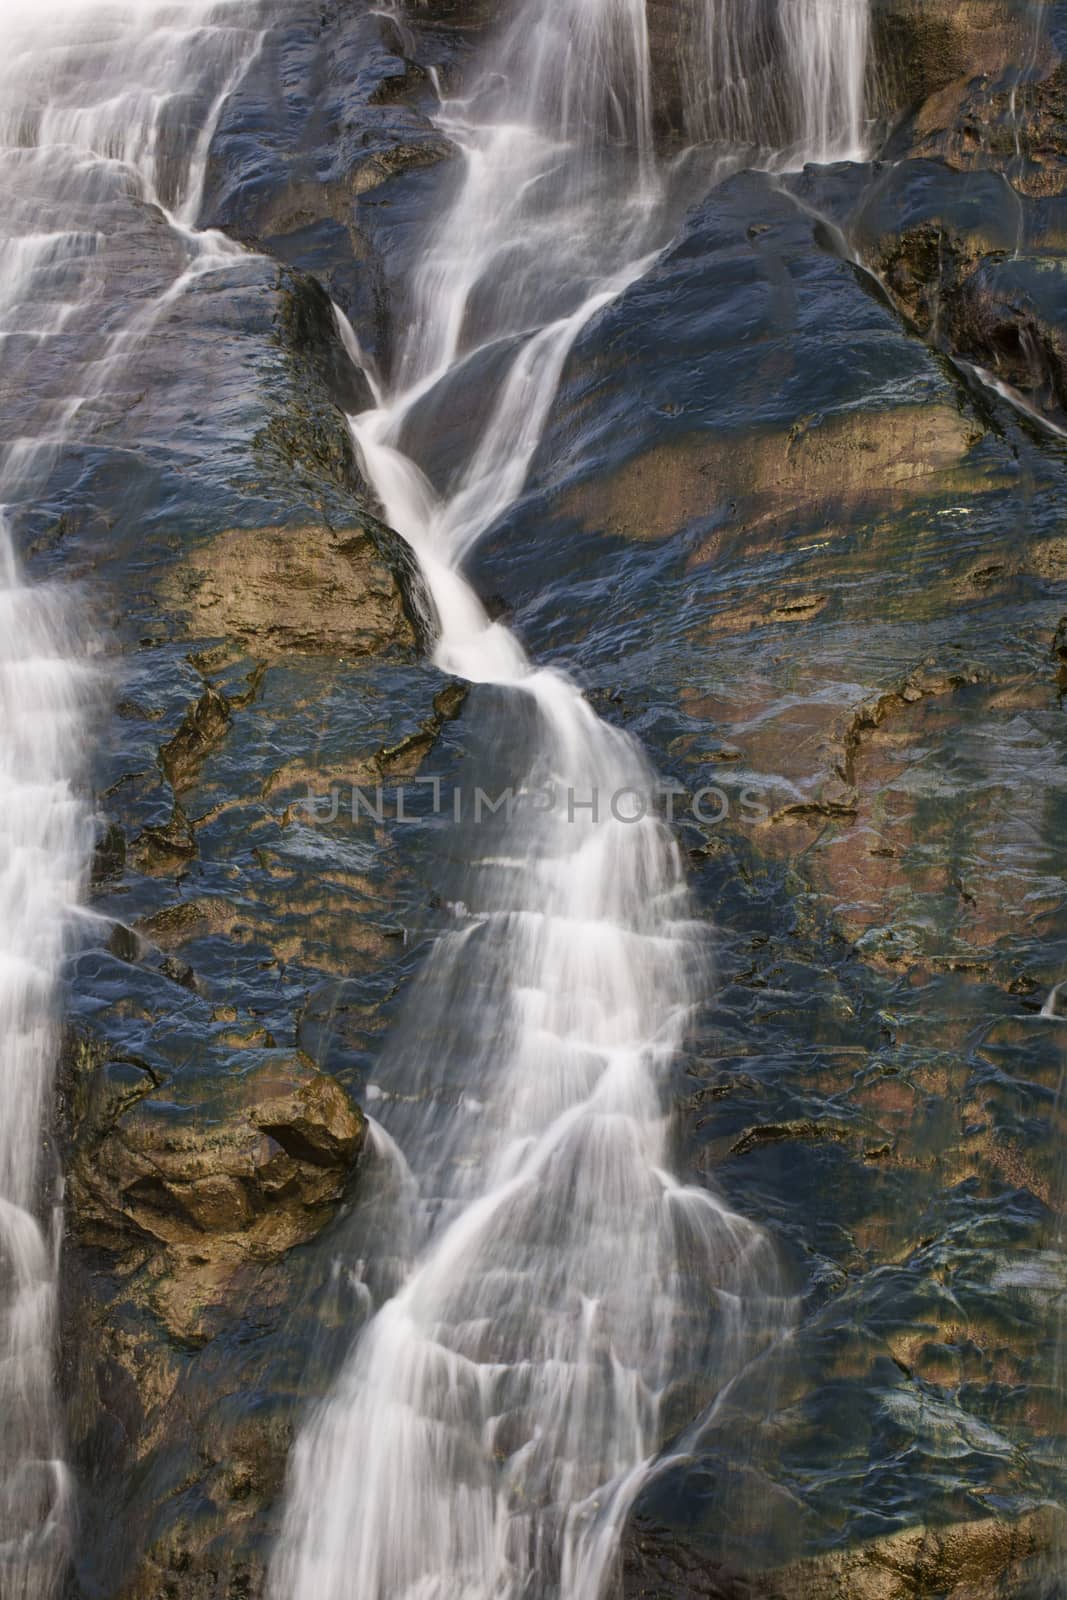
top-left (871, 0), bottom-right (1034, 113)
top-left (624, 1508), bottom-right (1062, 1599)
top-left (765, 1508), bottom-right (1060, 1599)
top-left (165, 521), bottom-right (419, 658)
top-left (560, 403), bottom-right (983, 546)
top-left (159, 682), bottom-right (232, 793)
top-left (67, 1050), bottom-right (364, 1340)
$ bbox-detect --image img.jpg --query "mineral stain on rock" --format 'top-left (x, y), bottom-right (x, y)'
top-left (557, 401), bottom-right (984, 545)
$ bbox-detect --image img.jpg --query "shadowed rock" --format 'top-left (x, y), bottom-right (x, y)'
top-left (625, 1507), bottom-right (1062, 1598)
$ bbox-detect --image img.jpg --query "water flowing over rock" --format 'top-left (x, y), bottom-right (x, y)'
top-left (0, 2), bottom-right (428, 1594)
top-left (265, 0), bottom-right (838, 1587)
top-left (2, 0), bottom-right (1067, 1595)
top-left (0, 540), bottom-right (91, 1596)
top-left (647, 0), bottom-right (869, 159)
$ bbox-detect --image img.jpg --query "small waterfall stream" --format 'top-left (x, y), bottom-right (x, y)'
top-left (271, 3), bottom-right (868, 1598)
top-left (0, 4), bottom-right (264, 1593)
top-left (0, 527), bottom-right (88, 1599)
top-left (673, 0), bottom-right (868, 160)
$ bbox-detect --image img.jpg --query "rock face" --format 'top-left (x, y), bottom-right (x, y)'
top-left (475, 122), bottom-right (1067, 1594)
top-left (67, 1041), bottom-right (363, 1342)
top-left (16, 10), bottom-right (457, 1594)
top-left (165, 520), bottom-right (422, 658)
top-left (857, 0), bottom-right (1067, 427)
top-left (644, 0), bottom-right (694, 140)
top-left (556, 399), bottom-right (981, 543)
top-left (625, 1509), bottom-right (1062, 1599)
top-left (870, 0), bottom-right (1035, 111)
top-left (12, 0), bottom-right (1066, 1595)
top-left (847, 159), bottom-right (1067, 426)
top-left (203, 0), bottom-right (455, 381)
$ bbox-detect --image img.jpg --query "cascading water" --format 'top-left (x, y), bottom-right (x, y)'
top-left (271, 3), bottom-right (868, 1598)
top-left (781, 0), bottom-right (869, 163)
top-left (0, 0), bottom-right (869, 1589)
top-left (0, 525), bottom-right (88, 1600)
top-left (678, 0), bottom-right (868, 161)
top-left (0, 3), bottom-right (264, 1592)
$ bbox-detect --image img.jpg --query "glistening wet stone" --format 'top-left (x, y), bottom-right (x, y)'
top-left (1, 0), bottom-right (1065, 1595)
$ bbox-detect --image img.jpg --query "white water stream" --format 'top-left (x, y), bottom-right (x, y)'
top-left (0, 3), bottom-right (264, 1593)
top-left (270, 3), bottom-right (868, 1598)
top-left (679, 0), bottom-right (868, 160)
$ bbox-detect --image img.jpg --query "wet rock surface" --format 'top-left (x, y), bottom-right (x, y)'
top-left (625, 1507), bottom-right (1063, 1598)
top-left (870, 0), bottom-right (1038, 114)
top-left (0, 10), bottom-right (458, 1592)
top-left (469, 33), bottom-right (1067, 1584)
top-left (5, 0), bottom-right (1065, 1594)
top-left (861, 0), bottom-right (1067, 431)
top-left (66, 1041), bottom-right (363, 1299)
top-left (203, 0), bottom-right (458, 379)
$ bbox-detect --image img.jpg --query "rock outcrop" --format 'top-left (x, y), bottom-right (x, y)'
top-left (870, 0), bottom-right (1037, 113)
top-left (28, 13), bottom-right (459, 1594)
top-left (475, 141), bottom-right (1067, 1595)
top-left (164, 520), bottom-right (423, 659)
top-left (67, 1040), bottom-right (364, 1338)
top-left (625, 1509), bottom-right (1062, 1599)
top-left (853, 0), bottom-right (1067, 427)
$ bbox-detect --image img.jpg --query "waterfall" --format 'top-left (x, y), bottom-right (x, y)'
top-left (678, 0), bottom-right (869, 161)
top-left (0, 522), bottom-right (88, 1600)
top-left (779, 0), bottom-right (869, 163)
top-left (265, 0), bottom-right (873, 1595)
top-left (0, 4), bottom-right (263, 1593)
top-left (0, 0), bottom-right (872, 1590)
